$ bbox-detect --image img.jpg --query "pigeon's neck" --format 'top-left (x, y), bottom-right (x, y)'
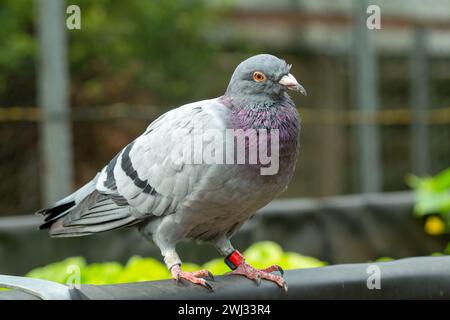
top-left (221, 94), bottom-right (300, 145)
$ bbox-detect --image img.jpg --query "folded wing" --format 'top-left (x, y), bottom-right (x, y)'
top-left (38, 98), bottom-right (228, 237)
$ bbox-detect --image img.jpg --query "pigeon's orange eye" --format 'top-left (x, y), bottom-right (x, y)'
top-left (253, 71), bottom-right (266, 82)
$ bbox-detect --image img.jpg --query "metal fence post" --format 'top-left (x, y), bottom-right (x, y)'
top-left (37, 0), bottom-right (74, 205)
top-left (410, 27), bottom-right (430, 176)
top-left (352, 0), bottom-right (381, 193)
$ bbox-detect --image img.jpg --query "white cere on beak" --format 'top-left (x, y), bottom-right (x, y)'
top-left (279, 73), bottom-right (307, 96)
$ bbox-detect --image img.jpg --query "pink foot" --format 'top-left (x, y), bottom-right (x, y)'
top-left (227, 263), bottom-right (287, 292)
top-left (171, 265), bottom-right (214, 291)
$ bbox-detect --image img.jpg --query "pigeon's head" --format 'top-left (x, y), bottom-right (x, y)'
top-left (225, 54), bottom-right (307, 103)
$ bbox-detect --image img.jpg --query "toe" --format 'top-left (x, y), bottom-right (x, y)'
top-left (202, 280), bottom-right (214, 291)
top-left (261, 264), bottom-right (284, 275)
top-left (192, 269), bottom-right (214, 280)
top-left (258, 271), bottom-right (287, 290)
top-left (172, 269), bottom-right (215, 291)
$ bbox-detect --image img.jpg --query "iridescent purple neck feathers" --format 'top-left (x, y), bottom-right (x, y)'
top-left (221, 94), bottom-right (300, 146)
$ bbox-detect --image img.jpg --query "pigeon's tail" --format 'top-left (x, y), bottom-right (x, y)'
top-left (37, 176), bottom-right (140, 237)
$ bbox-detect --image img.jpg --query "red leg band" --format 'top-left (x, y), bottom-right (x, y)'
top-left (224, 250), bottom-right (245, 270)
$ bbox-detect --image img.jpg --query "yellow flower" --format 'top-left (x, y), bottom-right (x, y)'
top-left (424, 216), bottom-right (446, 235)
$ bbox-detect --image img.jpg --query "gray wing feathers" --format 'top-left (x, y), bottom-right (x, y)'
top-left (39, 98), bottom-right (229, 237)
top-left (96, 98), bottom-right (228, 216)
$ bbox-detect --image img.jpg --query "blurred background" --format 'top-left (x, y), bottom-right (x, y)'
top-left (0, 0), bottom-right (450, 279)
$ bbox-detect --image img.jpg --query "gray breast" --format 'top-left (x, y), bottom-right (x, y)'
top-left (177, 160), bottom-right (295, 242)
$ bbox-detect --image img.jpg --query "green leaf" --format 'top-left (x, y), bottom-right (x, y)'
top-left (243, 241), bottom-right (284, 269)
top-left (82, 262), bottom-right (124, 285)
top-left (410, 168), bottom-right (450, 218)
top-left (202, 258), bottom-right (229, 275)
top-left (279, 252), bottom-right (327, 269)
top-left (117, 256), bottom-right (170, 283)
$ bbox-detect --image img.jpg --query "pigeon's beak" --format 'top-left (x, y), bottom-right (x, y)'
top-left (279, 73), bottom-right (307, 96)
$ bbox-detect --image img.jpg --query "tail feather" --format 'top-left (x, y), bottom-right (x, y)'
top-left (37, 176), bottom-right (141, 237)
top-left (37, 176), bottom-right (99, 224)
top-left (40, 200), bottom-right (76, 223)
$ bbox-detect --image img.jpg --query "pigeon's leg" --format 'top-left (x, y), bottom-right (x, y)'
top-left (215, 237), bottom-right (287, 292)
top-left (148, 217), bottom-right (214, 291)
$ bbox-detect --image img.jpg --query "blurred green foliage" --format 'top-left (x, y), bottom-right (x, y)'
top-left (374, 257), bottom-right (394, 262)
top-left (0, 0), bottom-right (36, 105)
top-left (408, 167), bottom-right (450, 233)
top-left (25, 241), bottom-right (326, 285)
top-left (68, 0), bottom-right (222, 106)
top-left (0, 0), bottom-right (223, 106)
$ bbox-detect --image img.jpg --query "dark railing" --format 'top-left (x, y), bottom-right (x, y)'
top-left (2, 256), bottom-right (450, 300)
top-left (2, 192), bottom-right (450, 299)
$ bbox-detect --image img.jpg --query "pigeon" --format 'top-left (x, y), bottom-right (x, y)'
top-left (37, 54), bottom-right (306, 291)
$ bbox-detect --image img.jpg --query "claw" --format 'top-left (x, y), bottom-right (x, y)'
top-left (206, 271), bottom-right (215, 281)
top-left (203, 280), bottom-right (214, 291)
top-left (255, 274), bottom-right (261, 286)
top-left (278, 266), bottom-right (284, 276)
top-left (282, 282), bottom-right (288, 293)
